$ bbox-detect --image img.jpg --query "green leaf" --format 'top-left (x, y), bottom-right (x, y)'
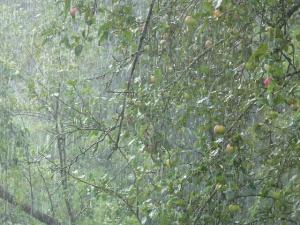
top-left (64, 0), bottom-right (71, 14)
top-left (61, 35), bottom-right (71, 49)
top-left (154, 68), bottom-right (163, 80)
top-left (98, 22), bottom-right (110, 44)
top-left (67, 79), bottom-right (77, 87)
top-left (246, 43), bottom-right (268, 71)
top-left (74, 44), bottom-right (83, 56)
top-left (254, 43), bottom-right (268, 57)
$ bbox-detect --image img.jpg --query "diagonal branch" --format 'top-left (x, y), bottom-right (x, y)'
top-left (112, 0), bottom-right (156, 155)
top-left (278, 0), bottom-right (300, 28)
top-left (0, 185), bottom-right (61, 225)
top-left (286, 0), bottom-right (300, 18)
top-left (68, 173), bottom-right (142, 224)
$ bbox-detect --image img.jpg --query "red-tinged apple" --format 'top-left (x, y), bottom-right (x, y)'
top-left (70, 7), bottom-right (79, 17)
top-left (263, 77), bottom-right (272, 88)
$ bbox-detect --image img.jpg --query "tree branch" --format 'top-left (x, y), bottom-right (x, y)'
top-left (287, 0), bottom-right (300, 18)
top-left (112, 0), bottom-right (156, 156)
top-left (0, 185), bottom-right (61, 225)
top-left (278, 0), bottom-right (300, 28)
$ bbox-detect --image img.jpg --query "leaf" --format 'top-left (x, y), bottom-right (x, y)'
top-left (154, 68), bottom-right (163, 80)
top-left (141, 217), bottom-right (147, 224)
top-left (64, 0), bottom-right (71, 14)
top-left (74, 44), bottom-right (83, 56)
top-left (27, 80), bottom-right (35, 93)
top-left (67, 79), bottom-right (77, 87)
top-left (254, 43), bottom-right (268, 57)
top-left (98, 22), bottom-right (110, 44)
top-left (60, 35), bottom-right (71, 49)
top-left (246, 43), bottom-right (268, 71)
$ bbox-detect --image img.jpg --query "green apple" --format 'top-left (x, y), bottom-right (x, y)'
top-left (149, 75), bottom-right (156, 84)
top-left (225, 144), bottom-right (234, 153)
top-left (228, 204), bottom-right (241, 213)
top-left (183, 93), bottom-right (190, 99)
top-left (297, 183), bottom-right (300, 192)
top-left (165, 159), bottom-right (171, 168)
top-left (263, 64), bottom-right (270, 71)
top-left (290, 104), bottom-right (299, 111)
top-left (213, 9), bottom-right (222, 18)
top-left (287, 98), bottom-right (296, 105)
top-left (215, 183), bottom-right (223, 190)
top-left (268, 111), bottom-right (278, 119)
top-left (159, 39), bottom-right (166, 45)
top-left (167, 66), bottom-right (173, 73)
top-left (205, 40), bottom-right (213, 49)
top-left (214, 125), bottom-right (225, 135)
top-left (184, 16), bottom-right (197, 27)
top-left (270, 191), bottom-right (281, 200)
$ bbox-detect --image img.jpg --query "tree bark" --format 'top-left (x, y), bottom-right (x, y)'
top-left (0, 185), bottom-right (61, 225)
top-left (54, 84), bottom-right (76, 225)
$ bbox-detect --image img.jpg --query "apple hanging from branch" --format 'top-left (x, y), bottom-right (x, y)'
top-left (263, 77), bottom-right (272, 88)
top-left (205, 40), bottom-right (213, 49)
top-left (225, 144), bottom-right (234, 153)
top-left (184, 16), bottom-right (197, 27)
top-left (70, 6), bottom-right (79, 18)
top-left (214, 125), bottom-right (225, 135)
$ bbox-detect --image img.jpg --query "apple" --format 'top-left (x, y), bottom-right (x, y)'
top-left (183, 93), bottom-right (190, 99)
top-left (225, 144), bottom-right (234, 153)
top-left (263, 77), bottom-right (272, 88)
top-left (265, 26), bottom-right (272, 31)
top-left (167, 66), bottom-right (173, 73)
top-left (213, 9), bottom-right (222, 18)
top-left (184, 16), bottom-right (197, 27)
top-left (205, 40), bottom-right (213, 49)
top-left (228, 204), bottom-right (241, 213)
top-left (215, 183), bottom-right (223, 190)
top-left (268, 111), bottom-right (278, 119)
top-left (70, 6), bottom-right (79, 17)
top-left (159, 39), bottom-right (166, 45)
top-left (149, 75), bottom-right (156, 84)
top-left (287, 98), bottom-right (296, 105)
top-left (165, 159), bottom-right (171, 168)
top-left (263, 64), bottom-right (270, 71)
top-left (290, 104), bottom-right (299, 111)
top-left (213, 125), bottom-right (225, 135)
top-left (270, 191), bottom-right (281, 200)
top-left (297, 183), bottom-right (300, 192)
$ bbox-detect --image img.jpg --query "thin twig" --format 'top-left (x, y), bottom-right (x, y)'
top-left (68, 173), bottom-right (142, 225)
top-left (112, 0), bottom-right (157, 155)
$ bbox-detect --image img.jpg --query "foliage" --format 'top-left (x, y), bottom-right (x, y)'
top-left (0, 0), bottom-right (300, 225)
